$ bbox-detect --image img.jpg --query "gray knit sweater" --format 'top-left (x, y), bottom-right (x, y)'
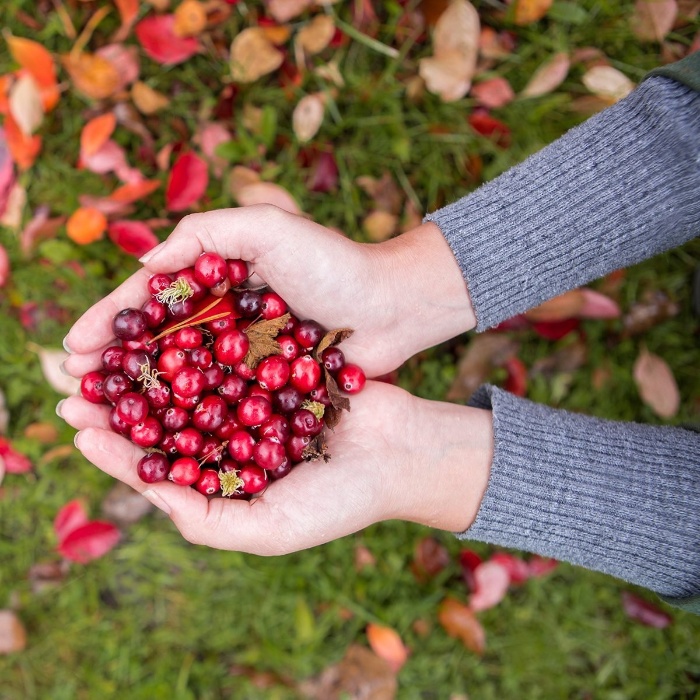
top-left (425, 74), bottom-right (700, 611)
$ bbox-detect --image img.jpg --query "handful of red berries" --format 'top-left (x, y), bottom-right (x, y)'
top-left (79, 252), bottom-right (366, 499)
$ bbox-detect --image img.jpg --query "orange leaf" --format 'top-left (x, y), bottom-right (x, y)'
top-left (633, 347), bottom-right (680, 419)
top-left (109, 179), bottom-right (161, 204)
top-left (0, 75), bottom-right (12, 115)
top-left (174, 0), bottom-right (208, 37)
top-left (66, 207), bottom-right (107, 245)
top-left (6, 36), bottom-right (59, 111)
top-left (4, 112), bottom-right (41, 170)
top-left (61, 52), bottom-right (121, 100)
top-left (366, 624), bottom-right (409, 673)
top-left (80, 113), bottom-right (117, 159)
top-left (114, 0), bottom-right (140, 41)
top-left (514, 0), bottom-right (553, 24)
top-left (524, 289), bottom-right (585, 322)
top-left (438, 598), bottom-right (486, 654)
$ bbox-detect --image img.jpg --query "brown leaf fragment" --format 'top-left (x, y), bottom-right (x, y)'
top-left (299, 644), bottom-right (397, 700)
top-left (0, 610), bottom-right (26, 655)
top-left (356, 172), bottom-right (403, 214)
top-left (302, 435), bottom-right (331, 462)
top-left (23, 422), bottom-right (59, 443)
top-left (632, 0), bottom-right (678, 42)
top-left (633, 347), bottom-right (680, 418)
top-left (324, 371), bottom-right (351, 414)
top-left (622, 290), bottom-right (680, 336)
top-left (230, 28), bottom-right (284, 83)
top-left (243, 313), bottom-right (290, 369)
top-left (28, 560), bottom-right (70, 594)
top-left (531, 340), bottom-right (587, 377)
top-left (438, 598), bottom-right (485, 655)
top-left (315, 328), bottom-right (355, 360)
top-left (411, 536), bottom-right (451, 582)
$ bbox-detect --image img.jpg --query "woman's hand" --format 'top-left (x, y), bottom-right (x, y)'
top-left (62, 205), bottom-right (476, 380)
top-left (59, 381), bottom-right (493, 554)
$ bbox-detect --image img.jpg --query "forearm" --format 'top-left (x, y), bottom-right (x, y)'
top-left (425, 76), bottom-right (700, 330)
top-left (466, 385), bottom-right (700, 601)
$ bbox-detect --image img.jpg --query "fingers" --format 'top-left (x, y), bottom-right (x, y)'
top-left (62, 342), bottom-right (118, 378)
top-left (60, 395), bottom-right (111, 431)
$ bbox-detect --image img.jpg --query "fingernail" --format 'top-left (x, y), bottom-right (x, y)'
top-left (56, 399), bottom-right (66, 418)
top-left (139, 241), bottom-right (166, 264)
top-left (142, 489), bottom-right (172, 515)
top-left (62, 336), bottom-right (73, 353)
top-left (73, 431), bottom-right (81, 448)
top-left (59, 361), bottom-right (70, 376)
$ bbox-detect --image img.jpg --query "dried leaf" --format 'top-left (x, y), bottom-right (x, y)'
top-left (582, 65), bottom-right (635, 103)
top-left (520, 52), bottom-right (570, 98)
top-left (471, 77), bottom-right (515, 108)
top-left (315, 328), bottom-right (354, 360)
top-left (109, 179), bottom-right (161, 205)
top-left (229, 165), bottom-right (261, 197)
top-left (447, 334), bottom-right (518, 401)
top-left (8, 74), bottom-right (44, 135)
top-left (292, 93), bottom-right (325, 143)
top-left (6, 35), bottom-right (59, 111)
top-left (324, 370), bottom-right (351, 414)
top-left (4, 112), bottom-right (42, 170)
top-left (0, 387), bottom-right (8, 434)
top-left (297, 15), bottom-right (336, 55)
top-left (363, 210), bottom-right (398, 242)
top-left (531, 340), bottom-right (587, 376)
top-left (633, 347), bottom-right (680, 418)
top-left (80, 113), bottom-right (117, 159)
top-left (268, 0), bottom-right (312, 22)
top-left (58, 520), bottom-right (121, 564)
top-left (632, 0), bottom-right (678, 42)
top-left (411, 536), bottom-right (450, 582)
top-left (28, 560), bottom-right (69, 595)
top-left (230, 28), bottom-right (284, 83)
top-left (102, 482), bottom-right (154, 527)
top-left (419, 51), bottom-right (475, 102)
top-left (356, 172), bottom-right (402, 214)
top-left (97, 44), bottom-right (140, 92)
top-left (24, 422), bottom-right (59, 443)
top-left (301, 434), bottom-right (331, 462)
top-left (174, 0), bottom-right (207, 37)
top-left (61, 52), bottom-right (121, 100)
top-left (136, 15), bottom-right (201, 65)
top-left (622, 290), bottom-right (680, 336)
top-left (66, 207), bottom-right (108, 245)
top-left (114, 0), bottom-right (140, 42)
top-left (0, 182), bottom-right (25, 230)
top-left (29, 345), bottom-right (81, 395)
top-left (469, 560), bottom-right (511, 611)
top-left (0, 611), bottom-right (26, 655)
top-left (525, 289), bottom-right (584, 322)
top-left (479, 26), bottom-right (515, 60)
top-left (236, 182), bottom-right (301, 215)
top-left (366, 624), bottom-right (409, 673)
top-left (243, 313), bottom-right (290, 368)
top-left (131, 81), bottom-right (170, 114)
top-left (579, 289), bottom-right (620, 319)
top-left (165, 151), bottom-right (209, 211)
top-left (438, 598), bottom-right (486, 655)
top-left (621, 591), bottom-right (673, 628)
top-left (108, 220), bottom-right (159, 257)
top-left (514, 0), bottom-right (553, 25)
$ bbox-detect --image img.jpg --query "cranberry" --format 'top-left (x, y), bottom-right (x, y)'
top-left (227, 429), bottom-right (256, 462)
top-left (159, 432), bottom-right (179, 455)
top-left (122, 350), bottom-right (153, 380)
top-left (168, 297), bottom-right (196, 319)
top-left (123, 331), bottom-right (157, 355)
top-left (281, 314), bottom-right (298, 335)
top-left (195, 468), bottom-right (221, 495)
top-left (174, 267), bottom-right (207, 301)
top-left (130, 416), bottom-right (164, 448)
top-left (190, 347), bottom-right (213, 369)
top-left (175, 327), bottom-right (203, 350)
top-left (237, 395), bottom-right (272, 427)
top-left (141, 298), bottom-right (167, 328)
top-left (172, 366), bottom-right (206, 398)
top-left (102, 372), bottom-right (134, 404)
top-left (277, 335), bottom-right (300, 362)
top-left (115, 392), bottom-right (149, 426)
top-left (269, 457), bottom-right (292, 481)
top-left (218, 374), bottom-right (248, 404)
top-left (192, 395), bottom-right (228, 432)
top-left (233, 360), bottom-right (256, 381)
top-left (203, 363), bottom-right (225, 391)
top-left (256, 355), bottom-right (290, 391)
top-left (175, 427), bottom-right (205, 456)
top-left (172, 393), bottom-right (201, 410)
top-left (337, 364), bottom-right (366, 394)
top-left (137, 452), bottom-right (170, 483)
top-left (246, 385), bottom-right (273, 403)
top-left (309, 383), bottom-right (331, 407)
top-left (101, 346), bottom-right (126, 373)
top-left (81, 371), bottom-right (108, 404)
top-left (273, 386), bottom-right (304, 414)
top-left (162, 406), bottom-right (189, 431)
top-left (226, 258), bottom-right (249, 286)
top-left (294, 319), bottom-right (323, 350)
top-left (290, 409), bottom-right (323, 437)
top-left (109, 407), bottom-right (131, 435)
top-left (215, 413), bottom-right (241, 440)
top-left (205, 315), bottom-right (238, 335)
top-left (169, 457), bottom-right (200, 486)
top-left (144, 383), bottom-right (171, 409)
top-left (147, 273), bottom-right (173, 296)
top-left (194, 252), bottom-right (228, 288)
top-left (113, 308), bottom-right (147, 341)
top-left (261, 292), bottom-right (287, 320)
top-left (287, 435), bottom-right (311, 463)
top-left (238, 463), bottom-right (268, 495)
top-left (233, 290), bottom-right (262, 318)
top-left (198, 435), bottom-right (224, 463)
top-left (290, 356), bottom-right (322, 393)
top-left (157, 348), bottom-right (189, 382)
top-left (260, 414), bottom-right (291, 443)
top-left (159, 334), bottom-right (179, 351)
top-left (321, 346), bottom-right (345, 374)
top-left (253, 438), bottom-right (286, 470)
top-left (214, 329), bottom-right (250, 366)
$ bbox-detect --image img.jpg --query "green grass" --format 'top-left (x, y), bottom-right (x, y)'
top-left (1, 0), bottom-right (700, 697)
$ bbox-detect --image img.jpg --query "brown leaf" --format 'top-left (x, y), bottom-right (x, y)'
top-left (230, 28), bottom-right (284, 83)
top-left (354, 544), bottom-right (376, 571)
top-left (102, 482), bottom-right (154, 527)
top-left (520, 52), bottom-right (570, 98)
top-left (622, 290), bottom-right (680, 336)
top-left (23, 422), bottom-right (59, 443)
top-left (363, 211), bottom-right (398, 242)
top-left (411, 536), bottom-right (450, 582)
top-left (236, 182), bottom-right (302, 215)
top-left (301, 434), bottom-right (331, 462)
top-left (0, 610), bottom-right (26, 655)
top-left (297, 15), bottom-right (336, 55)
top-left (268, 0), bottom-right (313, 22)
top-left (324, 371), bottom-right (351, 414)
top-left (447, 335), bottom-right (518, 402)
top-left (293, 93), bottom-right (325, 143)
top-left (531, 340), bottom-right (587, 377)
top-left (514, 0), bottom-right (553, 24)
top-left (131, 81), bottom-right (170, 115)
top-left (632, 0), bottom-right (678, 42)
top-left (438, 598), bottom-right (485, 654)
top-left (356, 172), bottom-right (402, 214)
top-left (633, 347), bottom-right (680, 418)
top-left (243, 313), bottom-right (290, 369)
top-left (61, 52), bottom-right (121, 100)
top-left (366, 624), bottom-right (409, 673)
top-left (229, 165), bottom-right (261, 198)
top-left (315, 328), bottom-right (354, 360)
top-left (300, 644), bottom-right (397, 700)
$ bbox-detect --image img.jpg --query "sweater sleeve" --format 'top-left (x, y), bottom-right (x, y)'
top-left (467, 386), bottom-right (700, 605)
top-left (424, 75), bottom-right (700, 331)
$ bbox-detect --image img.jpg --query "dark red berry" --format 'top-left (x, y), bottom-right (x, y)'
top-left (259, 414), bottom-right (291, 443)
top-left (113, 308), bottom-right (147, 340)
top-left (169, 457), bottom-right (200, 486)
top-left (233, 290), bottom-right (262, 318)
top-left (194, 468), bottom-right (221, 495)
top-left (246, 384), bottom-right (273, 403)
top-left (289, 356), bottom-right (322, 393)
top-left (202, 363), bottom-right (225, 391)
top-left (273, 386), bottom-right (304, 414)
top-left (101, 346), bottom-right (126, 373)
top-left (233, 360), bottom-right (256, 381)
top-left (141, 298), bottom-right (167, 328)
top-left (308, 383), bottom-right (331, 407)
top-left (81, 371), bottom-right (108, 404)
top-left (253, 438), bottom-right (286, 470)
top-left (214, 413), bottom-right (241, 440)
top-left (293, 319), bottom-right (323, 350)
top-left (218, 374), bottom-right (247, 404)
top-left (281, 314), bottom-right (298, 335)
top-left (130, 416), bottom-right (164, 448)
top-left (174, 427), bottom-right (205, 457)
top-left (102, 372), bottom-right (134, 404)
top-left (256, 355), bottom-right (290, 391)
top-left (122, 331), bottom-right (157, 355)
top-left (158, 334), bottom-right (179, 351)
top-left (237, 395), bottom-right (272, 427)
top-left (198, 435), bottom-right (224, 463)
top-left (172, 392), bottom-right (201, 410)
top-left (226, 258), bottom-right (249, 286)
top-left (290, 408), bottom-right (323, 437)
top-left (192, 395), bottom-right (228, 432)
top-left (137, 452), bottom-right (170, 483)
top-left (162, 406), bottom-right (189, 432)
top-left (122, 350), bottom-right (153, 380)
top-left (168, 297), bottom-right (196, 319)
top-left (337, 364), bottom-right (366, 394)
top-left (287, 435), bottom-right (311, 463)
top-left (115, 392), bottom-right (149, 426)
top-left (194, 252), bottom-right (228, 288)
top-left (109, 407), bottom-right (131, 435)
top-left (159, 432), bottom-right (179, 455)
top-left (277, 335), bottom-right (300, 362)
top-left (144, 383), bottom-right (171, 409)
top-left (269, 457), bottom-right (292, 481)
top-left (321, 346), bottom-right (345, 374)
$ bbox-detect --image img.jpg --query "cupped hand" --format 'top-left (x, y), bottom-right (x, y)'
top-left (62, 205), bottom-right (476, 380)
top-left (59, 381), bottom-right (492, 554)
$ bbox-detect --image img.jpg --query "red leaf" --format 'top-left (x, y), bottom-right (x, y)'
top-left (469, 560), bottom-right (511, 611)
top-left (58, 521), bottom-right (121, 564)
top-left (490, 552), bottom-right (530, 584)
top-left (135, 15), bottom-right (201, 65)
top-left (531, 318), bottom-right (580, 340)
top-left (526, 555), bottom-right (558, 578)
top-left (307, 150), bottom-right (339, 193)
top-left (503, 356), bottom-right (527, 396)
top-left (579, 289), bottom-right (620, 319)
top-left (0, 127), bottom-right (16, 217)
top-left (108, 220), bottom-right (159, 257)
top-left (459, 548), bottom-right (483, 591)
top-left (165, 151), bottom-right (209, 211)
top-left (54, 500), bottom-right (89, 543)
top-left (468, 109), bottom-right (511, 147)
top-left (0, 243), bottom-right (9, 288)
top-left (0, 437), bottom-right (32, 474)
top-left (621, 591), bottom-right (672, 628)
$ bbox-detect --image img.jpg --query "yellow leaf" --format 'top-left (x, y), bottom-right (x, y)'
top-left (62, 52), bottom-right (121, 100)
top-left (296, 15), bottom-right (336, 55)
top-left (131, 81), bottom-right (170, 114)
top-left (230, 28), bottom-right (284, 83)
top-left (174, 0), bottom-right (207, 37)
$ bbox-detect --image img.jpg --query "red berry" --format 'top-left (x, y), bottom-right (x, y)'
top-left (269, 457), bottom-right (292, 481)
top-left (168, 297), bottom-right (196, 319)
top-left (198, 436), bottom-right (224, 464)
top-left (102, 372), bottom-right (134, 404)
top-left (205, 315), bottom-right (238, 335)
top-left (162, 406), bottom-right (189, 431)
top-left (172, 366), bottom-right (206, 398)
top-left (277, 334), bottom-right (300, 362)
top-left (237, 396), bottom-right (272, 427)
top-left (246, 384), bottom-right (273, 403)
top-left (202, 363), bottom-right (226, 391)
top-left (321, 346), bottom-right (345, 374)
top-left (147, 273), bottom-right (173, 296)
top-left (115, 392), bottom-right (149, 426)
top-left (233, 290), bottom-right (262, 318)
top-left (144, 383), bottom-right (171, 409)
top-left (218, 374), bottom-right (248, 404)
top-left (157, 348), bottom-right (189, 382)
top-left (308, 383), bottom-right (331, 407)
top-left (137, 452), bottom-right (170, 483)
top-left (195, 468), bottom-right (221, 495)
top-left (174, 327), bottom-right (203, 349)
top-left (122, 351), bottom-right (153, 380)
top-left (159, 334), bottom-right (179, 351)
top-left (294, 319), bottom-right (323, 350)
top-left (289, 356), bottom-right (322, 393)
top-left (287, 435), bottom-right (311, 463)
top-left (81, 371), bottom-right (108, 404)
top-left (261, 292), bottom-right (287, 320)
top-left (337, 364), bottom-right (366, 394)
top-left (169, 457), bottom-right (200, 486)
top-left (233, 360), bottom-right (256, 381)
top-left (175, 427), bottom-right (205, 456)
top-left (273, 386), bottom-right (304, 414)
top-left (195, 252), bottom-right (228, 288)
top-left (227, 429), bottom-right (256, 462)
top-left (192, 395), bottom-right (228, 432)
top-left (113, 308), bottom-right (147, 340)
top-left (215, 413), bottom-right (242, 440)
top-left (256, 355), bottom-right (290, 391)
top-left (108, 407), bottom-right (131, 435)
top-left (172, 393), bottom-right (201, 410)
top-left (238, 463), bottom-right (268, 495)
top-left (190, 347), bottom-right (213, 369)
top-left (130, 416), bottom-right (164, 448)
top-left (226, 258), bottom-right (249, 286)
top-left (290, 409), bottom-right (323, 437)
top-left (259, 414), bottom-right (291, 443)
top-left (174, 267), bottom-right (207, 301)
top-left (141, 298), bottom-right (167, 328)
top-left (253, 438), bottom-right (286, 470)
top-left (214, 329), bottom-right (250, 366)
top-left (101, 346), bottom-right (126, 373)
top-left (122, 331), bottom-right (157, 355)
top-left (159, 432), bottom-right (179, 455)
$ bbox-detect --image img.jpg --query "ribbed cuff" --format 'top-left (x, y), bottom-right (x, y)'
top-left (425, 77), bottom-right (700, 331)
top-left (465, 385), bottom-right (700, 600)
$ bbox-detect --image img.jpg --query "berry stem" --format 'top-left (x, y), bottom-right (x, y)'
top-left (149, 297), bottom-right (229, 344)
top-left (155, 278), bottom-right (194, 308)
